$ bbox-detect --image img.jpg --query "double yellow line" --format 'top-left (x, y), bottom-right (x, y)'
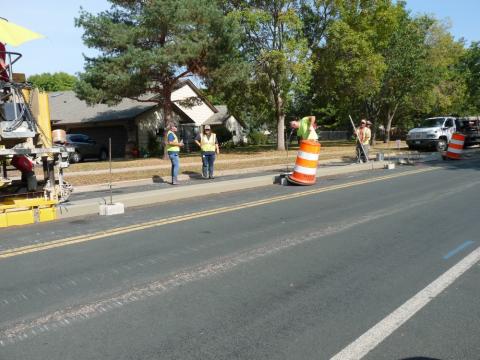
top-left (0, 167), bottom-right (437, 260)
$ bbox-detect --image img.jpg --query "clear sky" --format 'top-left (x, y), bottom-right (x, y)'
top-left (2, 0), bottom-right (480, 77)
top-left (405, 0), bottom-right (479, 43)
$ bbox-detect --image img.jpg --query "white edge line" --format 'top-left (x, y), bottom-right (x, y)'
top-left (331, 245), bottom-right (480, 360)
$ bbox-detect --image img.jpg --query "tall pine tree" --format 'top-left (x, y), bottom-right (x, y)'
top-left (75, 0), bottom-right (238, 155)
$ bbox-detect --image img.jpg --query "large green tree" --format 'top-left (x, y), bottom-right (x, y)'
top-left (291, 0), bottom-right (339, 125)
top-left (224, 0), bottom-right (312, 150)
top-left (335, 0), bottom-right (427, 141)
top-left (400, 20), bottom-right (467, 123)
top-left (297, 2), bottom-right (458, 140)
top-left (28, 72), bottom-right (77, 92)
top-left (459, 42), bottom-right (480, 112)
top-left (376, 15), bottom-right (433, 142)
top-left (205, 55), bottom-right (275, 133)
top-left (296, 0), bottom-right (405, 133)
top-left (308, 19), bottom-right (386, 127)
top-left (75, 0), bottom-right (238, 155)
top-left (305, 1), bottom-right (442, 141)
top-left (372, 15), bottom-right (471, 139)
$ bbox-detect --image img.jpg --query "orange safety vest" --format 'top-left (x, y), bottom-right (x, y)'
top-left (357, 127), bottom-right (370, 145)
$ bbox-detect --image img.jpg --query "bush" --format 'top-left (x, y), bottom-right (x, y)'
top-left (147, 133), bottom-right (163, 157)
top-left (248, 131), bottom-right (269, 145)
top-left (221, 140), bottom-right (236, 149)
top-left (212, 126), bottom-right (233, 143)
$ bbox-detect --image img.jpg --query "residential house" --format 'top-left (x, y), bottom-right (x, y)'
top-left (49, 80), bottom-right (244, 157)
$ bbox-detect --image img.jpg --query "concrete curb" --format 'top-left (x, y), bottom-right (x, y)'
top-left (58, 161), bottom-right (389, 219)
top-left (73, 153), bottom-right (413, 194)
top-left (58, 174), bottom-right (275, 219)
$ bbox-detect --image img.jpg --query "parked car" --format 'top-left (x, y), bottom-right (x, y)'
top-left (66, 134), bottom-right (108, 163)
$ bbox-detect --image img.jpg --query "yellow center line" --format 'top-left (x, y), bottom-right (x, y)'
top-left (0, 167), bottom-right (437, 259)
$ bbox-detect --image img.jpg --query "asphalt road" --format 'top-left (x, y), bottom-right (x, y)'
top-left (1, 159), bottom-right (479, 360)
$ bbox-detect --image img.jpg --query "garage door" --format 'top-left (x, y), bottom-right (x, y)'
top-left (71, 126), bottom-right (128, 158)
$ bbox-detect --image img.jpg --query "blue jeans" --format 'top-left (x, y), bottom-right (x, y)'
top-left (202, 153), bottom-right (216, 177)
top-left (168, 152), bottom-right (179, 179)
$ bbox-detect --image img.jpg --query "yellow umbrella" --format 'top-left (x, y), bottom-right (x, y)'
top-left (0, 18), bottom-right (44, 47)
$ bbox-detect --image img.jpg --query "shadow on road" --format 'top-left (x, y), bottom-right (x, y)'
top-left (431, 155), bottom-right (480, 172)
top-left (152, 175), bottom-right (166, 183)
top-left (182, 170), bottom-right (203, 179)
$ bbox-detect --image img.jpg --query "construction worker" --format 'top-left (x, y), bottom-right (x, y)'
top-left (355, 119), bottom-right (371, 163)
top-left (290, 115), bottom-right (318, 142)
top-left (195, 125), bottom-right (219, 179)
top-left (166, 124), bottom-right (183, 185)
top-left (0, 42), bottom-right (9, 82)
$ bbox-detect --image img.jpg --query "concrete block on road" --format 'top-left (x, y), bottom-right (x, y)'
top-left (99, 203), bottom-right (125, 216)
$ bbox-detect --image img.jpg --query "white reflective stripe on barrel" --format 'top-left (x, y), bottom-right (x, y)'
top-left (293, 165), bottom-right (317, 175)
top-left (447, 147), bottom-right (462, 154)
top-left (297, 151), bottom-right (319, 161)
top-left (449, 139), bottom-right (464, 146)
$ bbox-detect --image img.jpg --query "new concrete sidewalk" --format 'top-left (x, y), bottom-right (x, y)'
top-left (73, 151), bottom-right (423, 194)
top-left (58, 160), bottom-right (390, 219)
top-left (72, 158), bottom-right (348, 194)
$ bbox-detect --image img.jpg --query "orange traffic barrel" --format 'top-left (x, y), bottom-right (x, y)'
top-left (287, 140), bottom-right (321, 185)
top-left (446, 133), bottom-right (465, 160)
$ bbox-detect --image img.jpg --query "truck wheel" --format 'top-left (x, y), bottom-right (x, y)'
top-left (436, 138), bottom-right (447, 152)
top-left (70, 151), bottom-right (82, 163)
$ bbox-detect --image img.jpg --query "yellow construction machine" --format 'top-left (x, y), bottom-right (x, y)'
top-left (0, 50), bottom-right (73, 228)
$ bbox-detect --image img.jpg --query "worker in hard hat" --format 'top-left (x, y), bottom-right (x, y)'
top-left (166, 123), bottom-right (184, 185)
top-left (355, 119), bottom-right (371, 163)
top-left (290, 115), bottom-right (318, 142)
top-left (195, 125), bottom-right (219, 179)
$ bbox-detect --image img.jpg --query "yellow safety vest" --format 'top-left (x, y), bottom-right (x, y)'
top-left (298, 117), bottom-right (318, 141)
top-left (201, 133), bottom-right (217, 152)
top-left (358, 127), bottom-right (371, 145)
top-left (167, 131), bottom-right (180, 152)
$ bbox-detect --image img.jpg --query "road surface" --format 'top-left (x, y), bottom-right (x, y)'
top-left (1, 160), bottom-right (479, 359)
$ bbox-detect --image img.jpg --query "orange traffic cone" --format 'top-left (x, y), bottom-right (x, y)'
top-left (287, 140), bottom-right (321, 185)
top-left (446, 133), bottom-right (465, 160)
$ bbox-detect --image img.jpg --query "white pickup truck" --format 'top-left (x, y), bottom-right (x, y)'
top-left (406, 117), bottom-right (458, 151)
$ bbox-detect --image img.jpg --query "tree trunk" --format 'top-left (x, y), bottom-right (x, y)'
top-left (274, 92), bottom-right (285, 151)
top-left (162, 84), bottom-right (173, 159)
top-left (384, 103), bottom-right (399, 144)
top-left (364, 98), bottom-right (381, 146)
top-left (385, 114), bottom-right (392, 143)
